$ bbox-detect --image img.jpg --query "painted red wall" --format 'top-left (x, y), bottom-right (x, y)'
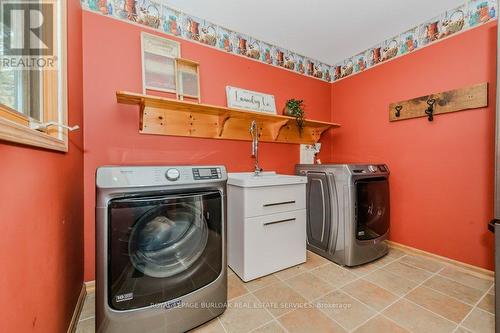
top-left (0, 0), bottom-right (84, 332)
top-left (331, 22), bottom-right (497, 270)
top-left (82, 12), bottom-right (333, 281)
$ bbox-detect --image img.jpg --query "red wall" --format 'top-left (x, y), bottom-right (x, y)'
top-left (82, 12), bottom-right (333, 281)
top-left (0, 0), bottom-right (84, 332)
top-left (331, 22), bottom-right (497, 270)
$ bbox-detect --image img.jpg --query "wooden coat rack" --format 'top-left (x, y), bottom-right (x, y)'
top-left (389, 83), bottom-right (488, 122)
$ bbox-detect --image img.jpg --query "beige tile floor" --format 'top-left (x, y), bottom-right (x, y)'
top-left (76, 247), bottom-right (495, 333)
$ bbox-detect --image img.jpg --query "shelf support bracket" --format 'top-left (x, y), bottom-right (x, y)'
top-left (139, 98), bottom-right (146, 131)
top-left (270, 120), bottom-right (290, 141)
top-left (312, 126), bottom-right (330, 143)
top-left (217, 112), bottom-right (231, 137)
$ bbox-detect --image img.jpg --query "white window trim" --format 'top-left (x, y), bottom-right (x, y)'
top-left (0, 0), bottom-right (69, 153)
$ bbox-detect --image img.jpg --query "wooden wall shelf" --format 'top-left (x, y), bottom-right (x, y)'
top-left (117, 91), bottom-right (340, 144)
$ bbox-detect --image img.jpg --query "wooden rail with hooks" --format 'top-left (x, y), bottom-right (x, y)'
top-left (389, 83), bottom-right (488, 122)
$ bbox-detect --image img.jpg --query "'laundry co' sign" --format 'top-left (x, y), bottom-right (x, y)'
top-left (226, 86), bottom-right (277, 114)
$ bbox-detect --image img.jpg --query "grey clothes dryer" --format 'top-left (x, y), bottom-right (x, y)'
top-left (96, 166), bottom-right (227, 333)
top-left (296, 164), bottom-right (389, 266)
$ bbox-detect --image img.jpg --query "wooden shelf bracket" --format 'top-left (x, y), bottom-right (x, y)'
top-left (270, 119), bottom-right (290, 141)
top-left (217, 112), bottom-right (231, 137)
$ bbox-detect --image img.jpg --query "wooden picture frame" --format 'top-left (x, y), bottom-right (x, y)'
top-left (175, 58), bottom-right (201, 103)
top-left (141, 32), bottom-right (181, 94)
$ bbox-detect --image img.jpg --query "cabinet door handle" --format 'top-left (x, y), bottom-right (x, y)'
top-left (263, 200), bottom-right (296, 207)
top-left (264, 218), bottom-right (296, 226)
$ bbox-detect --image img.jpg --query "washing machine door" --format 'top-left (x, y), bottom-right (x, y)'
top-left (355, 178), bottom-right (390, 241)
top-left (107, 190), bottom-right (223, 311)
top-left (306, 172), bottom-right (332, 252)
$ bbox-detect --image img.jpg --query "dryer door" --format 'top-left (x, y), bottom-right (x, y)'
top-left (355, 178), bottom-right (390, 241)
top-left (306, 172), bottom-right (332, 251)
top-left (107, 190), bottom-right (223, 311)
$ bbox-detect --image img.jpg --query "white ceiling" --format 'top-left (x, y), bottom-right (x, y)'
top-left (165, 0), bottom-right (465, 64)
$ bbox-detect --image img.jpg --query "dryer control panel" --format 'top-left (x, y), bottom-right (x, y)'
top-left (350, 164), bottom-right (389, 175)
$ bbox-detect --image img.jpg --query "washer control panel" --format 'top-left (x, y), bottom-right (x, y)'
top-left (192, 167), bottom-right (222, 180)
top-left (165, 168), bottom-right (181, 181)
top-left (96, 165), bottom-right (227, 188)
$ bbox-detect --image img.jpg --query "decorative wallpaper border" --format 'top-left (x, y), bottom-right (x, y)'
top-left (332, 0), bottom-right (498, 82)
top-left (81, 0), bottom-right (498, 83)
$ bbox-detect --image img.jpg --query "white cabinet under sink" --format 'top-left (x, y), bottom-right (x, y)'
top-left (227, 172), bottom-right (307, 282)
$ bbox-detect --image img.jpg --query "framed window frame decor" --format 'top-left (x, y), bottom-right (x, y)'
top-left (0, 0), bottom-right (69, 152)
top-left (175, 58), bottom-right (201, 103)
top-left (141, 32), bottom-right (181, 94)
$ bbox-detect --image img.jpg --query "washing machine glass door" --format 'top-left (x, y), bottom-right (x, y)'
top-left (355, 178), bottom-right (390, 241)
top-left (107, 190), bottom-right (223, 311)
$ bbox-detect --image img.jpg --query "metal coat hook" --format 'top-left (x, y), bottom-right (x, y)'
top-left (425, 98), bottom-right (436, 122)
top-left (395, 105), bottom-right (402, 118)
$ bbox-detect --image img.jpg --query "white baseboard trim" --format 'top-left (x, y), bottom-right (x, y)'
top-left (67, 284), bottom-right (87, 333)
top-left (387, 240), bottom-right (494, 279)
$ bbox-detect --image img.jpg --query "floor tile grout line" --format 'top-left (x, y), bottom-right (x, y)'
top-left (277, 276), bottom-right (353, 332)
top-left (378, 313), bottom-right (418, 333)
top-left (430, 270), bottom-right (494, 294)
top-left (265, 275), bottom-right (354, 333)
top-left (216, 317), bottom-right (229, 333)
top-left (221, 292), bottom-right (280, 333)
top-left (260, 299), bottom-right (291, 333)
top-left (387, 246), bottom-right (495, 280)
top-left (403, 297), bottom-right (462, 328)
top-left (389, 249), bottom-right (495, 285)
top-left (239, 258), bottom-right (332, 295)
top-left (344, 261), bottom-right (436, 304)
top-left (452, 284), bottom-right (496, 333)
top-left (394, 267), bottom-right (471, 328)
top-left (240, 257), bottom-right (354, 331)
top-left (393, 266), bottom-right (460, 327)
top-left (225, 259), bottom-right (481, 333)
top-left (261, 251), bottom-right (413, 332)
top-left (77, 315), bottom-right (95, 323)
top-left (383, 259), bottom-right (494, 307)
top-left (346, 262), bottom-right (441, 331)
top-left (417, 283), bottom-right (483, 308)
top-left (235, 250), bottom-right (404, 297)
top-left (247, 319), bottom-right (278, 333)
top-left (273, 318), bottom-right (292, 333)
top-left (278, 263), bottom-right (331, 284)
top-left (347, 253), bottom-right (408, 277)
top-left (251, 269), bottom-right (348, 331)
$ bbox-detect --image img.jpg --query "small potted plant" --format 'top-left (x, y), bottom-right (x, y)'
top-left (284, 99), bottom-right (305, 135)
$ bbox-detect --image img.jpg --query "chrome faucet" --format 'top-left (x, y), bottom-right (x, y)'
top-left (249, 120), bottom-right (263, 176)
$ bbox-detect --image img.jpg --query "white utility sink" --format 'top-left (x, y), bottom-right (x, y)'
top-left (227, 171), bottom-right (307, 187)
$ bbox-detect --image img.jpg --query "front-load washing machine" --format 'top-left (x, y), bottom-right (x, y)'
top-left (96, 166), bottom-right (227, 333)
top-left (296, 164), bottom-right (389, 266)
